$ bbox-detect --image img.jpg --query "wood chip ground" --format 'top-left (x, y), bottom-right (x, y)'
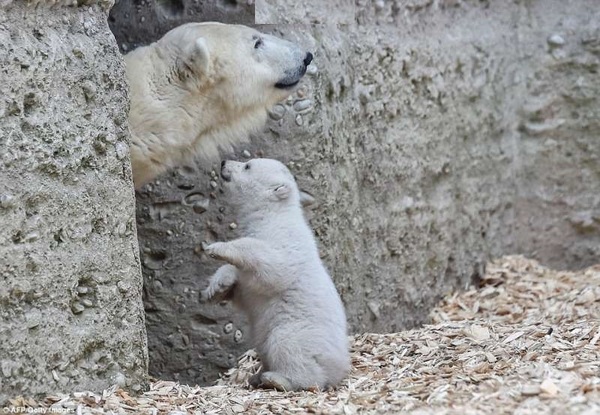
top-left (5, 256), bottom-right (600, 414)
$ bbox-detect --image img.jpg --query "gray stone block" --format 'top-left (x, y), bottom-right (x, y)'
top-left (0, 1), bottom-right (147, 402)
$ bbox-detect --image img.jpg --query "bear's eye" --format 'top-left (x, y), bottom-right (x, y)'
top-left (254, 38), bottom-right (263, 49)
top-left (245, 163), bottom-right (251, 170)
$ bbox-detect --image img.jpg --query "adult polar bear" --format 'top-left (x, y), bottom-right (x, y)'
top-left (125, 22), bottom-right (313, 188)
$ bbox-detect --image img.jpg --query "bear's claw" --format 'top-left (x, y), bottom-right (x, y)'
top-left (257, 371), bottom-right (294, 392)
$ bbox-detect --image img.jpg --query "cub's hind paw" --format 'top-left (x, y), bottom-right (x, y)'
top-left (258, 371), bottom-right (294, 392)
top-left (248, 373), bottom-right (262, 389)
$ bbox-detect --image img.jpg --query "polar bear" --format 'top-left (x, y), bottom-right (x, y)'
top-left (124, 23), bottom-right (313, 188)
top-left (200, 158), bottom-right (350, 391)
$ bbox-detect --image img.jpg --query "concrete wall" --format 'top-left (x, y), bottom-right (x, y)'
top-left (508, 5), bottom-right (600, 269)
top-left (113, 0), bottom-right (600, 382)
top-left (256, 0), bottom-right (356, 25)
top-left (109, 0), bottom-right (598, 387)
top-left (350, 2), bottom-right (599, 271)
top-left (0, 1), bottom-right (147, 402)
top-left (1, 0), bottom-right (596, 399)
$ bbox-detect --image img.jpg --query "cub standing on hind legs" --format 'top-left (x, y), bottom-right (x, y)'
top-left (200, 158), bottom-right (350, 391)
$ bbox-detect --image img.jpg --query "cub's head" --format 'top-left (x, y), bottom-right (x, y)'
top-left (220, 158), bottom-right (314, 214)
top-left (158, 22), bottom-right (313, 110)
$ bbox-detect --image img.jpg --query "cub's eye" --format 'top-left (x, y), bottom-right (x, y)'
top-left (254, 38), bottom-right (263, 49)
top-left (245, 163), bottom-right (251, 170)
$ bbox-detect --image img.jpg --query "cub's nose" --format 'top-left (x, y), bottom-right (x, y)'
top-left (303, 52), bottom-right (313, 67)
top-left (221, 160), bottom-right (226, 169)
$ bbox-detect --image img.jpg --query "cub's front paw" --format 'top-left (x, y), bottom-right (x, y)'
top-left (200, 267), bottom-right (238, 303)
top-left (202, 241), bottom-right (227, 261)
top-left (199, 286), bottom-right (216, 303)
top-left (200, 280), bottom-right (236, 303)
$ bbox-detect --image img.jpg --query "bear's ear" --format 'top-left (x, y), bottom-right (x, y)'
top-left (299, 191), bottom-right (316, 208)
top-left (182, 37), bottom-right (210, 76)
top-left (273, 184), bottom-right (291, 201)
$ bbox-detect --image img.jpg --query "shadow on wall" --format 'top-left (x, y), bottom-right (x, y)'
top-left (109, 0), bottom-right (255, 52)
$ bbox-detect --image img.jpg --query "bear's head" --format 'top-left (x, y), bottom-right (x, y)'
top-left (158, 22), bottom-right (313, 111)
top-left (220, 158), bottom-right (314, 215)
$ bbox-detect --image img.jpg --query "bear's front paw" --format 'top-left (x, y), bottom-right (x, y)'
top-left (199, 286), bottom-right (216, 303)
top-left (200, 268), bottom-right (238, 303)
top-left (200, 285), bottom-right (235, 303)
top-left (202, 241), bottom-right (227, 261)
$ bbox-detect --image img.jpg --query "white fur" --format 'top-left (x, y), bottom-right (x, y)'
top-left (201, 159), bottom-right (350, 391)
top-left (124, 22), bottom-right (311, 188)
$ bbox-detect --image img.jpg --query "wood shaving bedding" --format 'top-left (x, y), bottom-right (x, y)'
top-left (5, 256), bottom-right (599, 414)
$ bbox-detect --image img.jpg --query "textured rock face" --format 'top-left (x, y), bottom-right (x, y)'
top-left (0, 1), bottom-right (147, 402)
top-left (508, 9), bottom-right (600, 270)
top-left (348, 2), bottom-right (599, 274)
top-left (109, 0), bottom-right (599, 386)
top-left (256, 0), bottom-right (356, 25)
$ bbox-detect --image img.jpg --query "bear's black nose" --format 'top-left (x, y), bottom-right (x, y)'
top-left (304, 52), bottom-right (313, 67)
top-left (221, 160), bottom-right (226, 169)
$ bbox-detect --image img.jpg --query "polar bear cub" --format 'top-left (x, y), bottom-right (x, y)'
top-left (125, 23), bottom-right (313, 188)
top-left (201, 158), bottom-right (350, 391)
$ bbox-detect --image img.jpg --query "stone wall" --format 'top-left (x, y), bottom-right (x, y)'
top-left (0, 1), bottom-right (147, 402)
top-left (508, 6), bottom-right (600, 269)
top-left (107, 0), bottom-right (599, 387)
top-left (2, 0), bottom-right (596, 399)
top-left (256, 0), bottom-right (356, 25)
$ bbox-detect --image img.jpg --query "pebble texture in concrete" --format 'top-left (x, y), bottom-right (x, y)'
top-left (0, 1), bottom-right (147, 402)
top-left (256, 0), bottom-right (356, 25)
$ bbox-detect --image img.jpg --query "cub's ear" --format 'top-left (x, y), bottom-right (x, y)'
top-left (299, 191), bottom-right (316, 208)
top-left (273, 184), bottom-right (291, 200)
top-left (191, 37), bottom-right (210, 74)
top-left (181, 37), bottom-right (210, 76)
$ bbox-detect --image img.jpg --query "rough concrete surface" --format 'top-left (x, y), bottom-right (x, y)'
top-left (352, 1), bottom-right (600, 271)
top-left (255, 0), bottom-right (356, 25)
top-left (0, 1), bottom-right (147, 402)
top-left (108, 0), bottom-right (599, 386)
top-left (509, 8), bottom-right (600, 270)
